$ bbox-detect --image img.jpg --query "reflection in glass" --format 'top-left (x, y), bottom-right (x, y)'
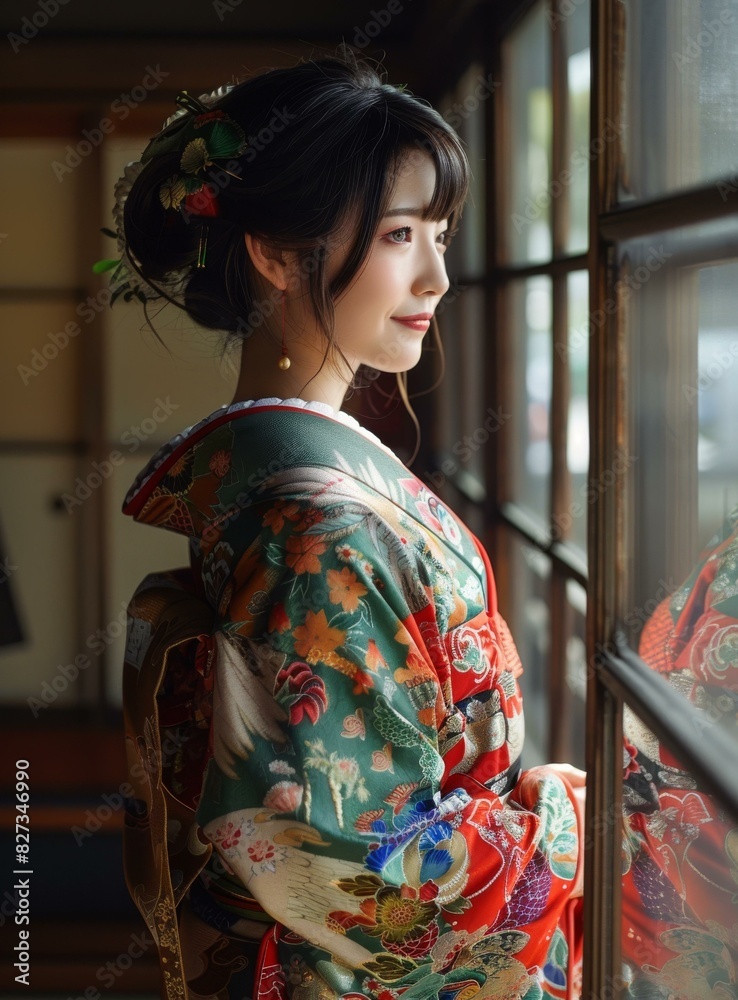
top-left (620, 220), bottom-right (738, 646)
top-left (507, 278), bottom-right (553, 524)
top-left (620, 504), bottom-right (738, 996)
top-left (502, 0), bottom-right (552, 264)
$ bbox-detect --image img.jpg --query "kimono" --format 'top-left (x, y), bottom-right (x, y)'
top-left (121, 399), bottom-right (584, 1000)
top-left (621, 505), bottom-right (738, 998)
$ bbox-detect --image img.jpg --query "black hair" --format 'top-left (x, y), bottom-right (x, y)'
top-left (122, 46), bottom-right (470, 381)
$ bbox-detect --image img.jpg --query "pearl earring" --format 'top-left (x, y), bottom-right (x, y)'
top-left (278, 289), bottom-right (291, 370)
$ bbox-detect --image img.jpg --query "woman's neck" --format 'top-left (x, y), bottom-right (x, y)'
top-left (229, 337), bottom-right (351, 412)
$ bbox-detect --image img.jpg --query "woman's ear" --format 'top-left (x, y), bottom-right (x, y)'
top-left (244, 233), bottom-right (295, 292)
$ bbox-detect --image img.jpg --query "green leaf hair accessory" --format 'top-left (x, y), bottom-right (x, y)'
top-left (140, 90), bottom-right (248, 213)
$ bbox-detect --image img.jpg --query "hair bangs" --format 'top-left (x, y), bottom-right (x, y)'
top-left (421, 127), bottom-right (471, 225)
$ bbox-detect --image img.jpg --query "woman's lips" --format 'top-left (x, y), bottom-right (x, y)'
top-left (392, 314), bottom-right (432, 331)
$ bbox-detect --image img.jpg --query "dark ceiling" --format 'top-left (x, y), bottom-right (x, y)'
top-left (0, 0), bottom-right (460, 40)
top-left (0, 0), bottom-right (507, 104)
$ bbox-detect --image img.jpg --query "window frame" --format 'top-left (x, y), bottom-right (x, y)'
top-left (586, 0), bottom-right (738, 994)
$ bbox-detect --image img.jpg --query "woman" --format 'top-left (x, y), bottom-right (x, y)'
top-left (111, 49), bottom-right (584, 1000)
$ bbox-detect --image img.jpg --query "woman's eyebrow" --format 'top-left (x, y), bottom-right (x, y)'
top-left (382, 207), bottom-right (429, 218)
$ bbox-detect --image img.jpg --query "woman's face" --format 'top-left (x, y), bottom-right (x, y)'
top-left (321, 151), bottom-right (452, 377)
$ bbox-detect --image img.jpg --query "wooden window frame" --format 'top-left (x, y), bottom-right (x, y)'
top-left (587, 1), bottom-right (738, 994)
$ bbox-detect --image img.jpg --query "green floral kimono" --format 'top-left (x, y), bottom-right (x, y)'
top-left (122, 400), bottom-right (583, 1000)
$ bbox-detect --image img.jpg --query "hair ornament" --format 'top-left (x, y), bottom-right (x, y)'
top-left (91, 85), bottom-right (242, 304)
top-left (141, 90), bottom-right (249, 213)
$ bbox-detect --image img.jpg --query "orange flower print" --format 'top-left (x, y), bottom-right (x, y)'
top-left (327, 567), bottom-right (367, 612)
top-left (263, 500), bottom-right (301, 535)
top-left (293, 610), bottom-right (346, 662)
top-left (366, 639), bottom-right (387, 672)
top-left (285, 534), bottom-right (328, 574)
top-left (295, 508), bottom-right (324, 531)
top-left (208, 449), bottom-right (231, 478)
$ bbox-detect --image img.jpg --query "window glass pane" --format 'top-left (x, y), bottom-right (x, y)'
top-left (0, 140), bottom-right (88, 289)
top-left (622, 705), bottom-right (738, 997)
top-left (697, 264), bottom-right (738, 545)
top-left (0, 456), bottom-right (83, 706)
top-left (433, 289), bottom-right (463, 486)
top-left (1, 298), bottom-right (85, 442)
top-left (619, 219), bottom-right (738, 646)
top-left (564, 579), bottom-right (586, 771)
top-left (505, 277), bottom-right (552, 524)
top-left (620, 0), bottom-right (738, 202)
top-left (502, 535), bottom-right (552, 768)
top-left (431, 287), bottom-right (487, 498)
top-left (442, 65), bottom-right (487, 280)
top-left (619, 419), bottom-right (738, 988)
top-left (620, 454), bottom-right (738, 996)
top-left (502, 0), bottom-right (552, 263)
top-left (563, 0), bottom-right (591, 254)
top-left (564, 270), bottom-right (589, 553)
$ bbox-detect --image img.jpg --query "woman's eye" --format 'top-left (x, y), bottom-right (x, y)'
top-left (438, 227), bottom-right (459, 247)
top-left (386, 226), bottom-right (412, 244)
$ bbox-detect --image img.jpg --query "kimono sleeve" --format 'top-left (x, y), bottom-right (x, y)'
top-left (196, 504), bottom-right (582, 980)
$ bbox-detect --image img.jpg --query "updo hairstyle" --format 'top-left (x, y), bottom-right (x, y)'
top-left (122, 46), bottom-right (470, 376)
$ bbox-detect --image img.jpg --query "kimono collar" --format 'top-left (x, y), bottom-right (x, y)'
top-left (122, 400), bottom-right (484, 583)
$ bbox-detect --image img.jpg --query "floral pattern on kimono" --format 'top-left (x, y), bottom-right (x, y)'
top-left (123, 402), bottom-right (584, 1000)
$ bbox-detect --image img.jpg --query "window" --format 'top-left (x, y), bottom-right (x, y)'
top-left (585, 0), bottom-right (738, 993)
top-left (489, 0), bottom-right (738, 993)
top-left (494, 0), bottom-right (591, 770)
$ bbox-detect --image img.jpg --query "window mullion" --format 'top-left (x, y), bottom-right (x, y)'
top-left (583, 0), bottom-right (626, 995)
